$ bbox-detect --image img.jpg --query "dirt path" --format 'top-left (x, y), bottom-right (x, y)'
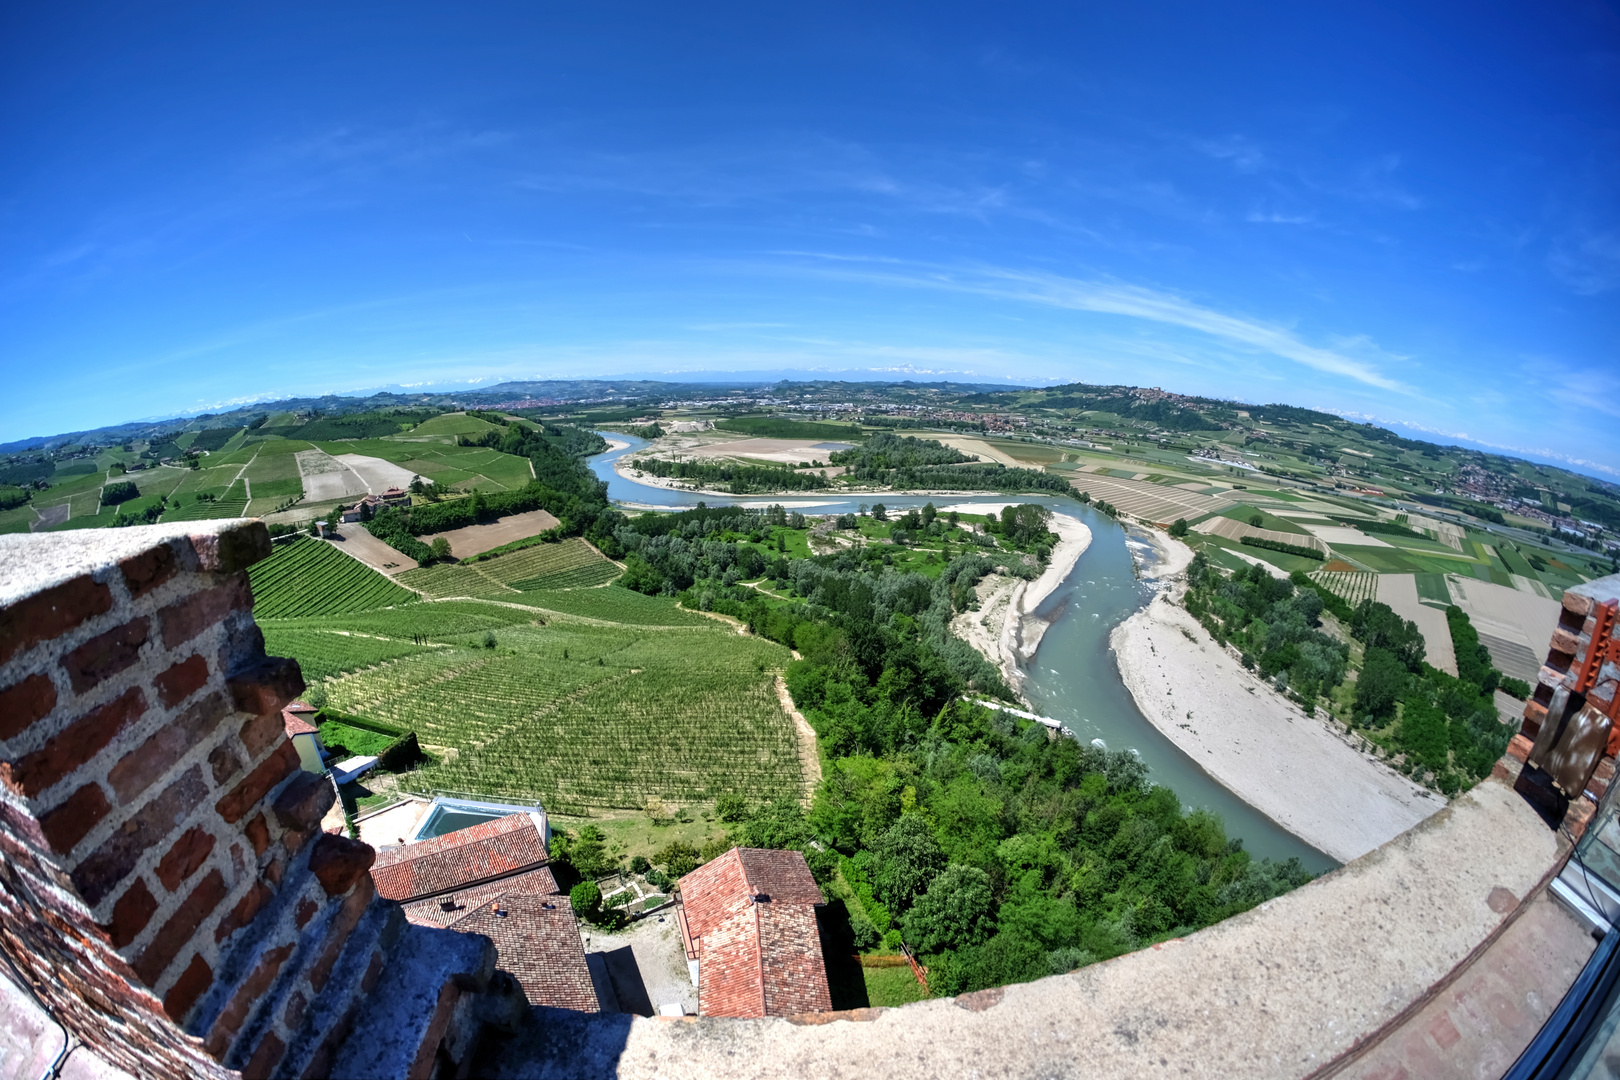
top-left (776, 675), bottom-right (822, 804)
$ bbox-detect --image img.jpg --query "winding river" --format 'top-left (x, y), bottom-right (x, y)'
top-left (589, 434), bottom-right (1337, 872)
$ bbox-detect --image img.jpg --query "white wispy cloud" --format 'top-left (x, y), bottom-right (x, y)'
top-left (779, 257), bottom-right (1413, 393)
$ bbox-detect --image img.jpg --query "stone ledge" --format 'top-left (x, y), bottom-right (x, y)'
top-left (479, 777), bottom-right (1564, 1080)
top-left (0, 521), bottom-right (271, 610)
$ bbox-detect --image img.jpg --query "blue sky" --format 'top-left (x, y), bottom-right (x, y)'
top-left (2, 2), bottom-right (1617, 475)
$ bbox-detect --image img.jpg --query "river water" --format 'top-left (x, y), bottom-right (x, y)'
top-left (589, 434), bottom-right (1336, 871)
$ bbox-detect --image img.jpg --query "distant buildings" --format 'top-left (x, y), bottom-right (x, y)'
top-left (675, 847), bottom-right (831, 1018)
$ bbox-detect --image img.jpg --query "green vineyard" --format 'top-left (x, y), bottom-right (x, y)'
top-left (248, 537), bottom-right (419, 619)
top-left (397, 537), bottom-right (620, 599)
top-left (256, 564), bottom-right (800, 811)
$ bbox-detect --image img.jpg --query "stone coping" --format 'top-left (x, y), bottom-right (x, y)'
top-left (0, 520), bottom-right (261, 607)
top-left (483, 777), bottom-right (1566, 1079)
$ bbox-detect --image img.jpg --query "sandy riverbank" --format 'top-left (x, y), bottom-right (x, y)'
top-left (1111, 543), bottom-right (1445, 863)
top-left (951, 511), bottom-right (1093, 698)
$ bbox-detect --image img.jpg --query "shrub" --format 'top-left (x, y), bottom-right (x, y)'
top-left (1500, 676), bottom-right (1531, 700)
top-left (1168, 518), bottom-right (1188, 538)
top-left (430, 537), bottom-right (452, 561)
top-left (570, 880), bottom-right (601, 917)
top-left (645, 868), bottom-right (672, 891)
top-left (714, 793), bottom-right (748, 822)
top-left (654, 840), bottom-right (700, 877)
top-left (630, 855), bottom-right (651, 874)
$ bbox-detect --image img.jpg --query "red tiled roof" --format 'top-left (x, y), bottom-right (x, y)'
top-left (447, 892), bottom-right (599, 1012)
top-left (281, 704), bottom-right (319, 738)
top-left (371, 812), bottom-right (547, 903)
top-left (400, 865), bottom-right (559, 929)
top-left (676, 848), bottom-right (830, 1018)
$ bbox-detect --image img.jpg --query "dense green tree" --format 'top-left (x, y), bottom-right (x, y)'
top-left (903, 865), bottom-right (996, 953)
top-left (872, 815), bottom-right (947, 914)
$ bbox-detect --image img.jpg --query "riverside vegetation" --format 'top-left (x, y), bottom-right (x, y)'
top-left (1182, 554), bottom-right (1518, 796)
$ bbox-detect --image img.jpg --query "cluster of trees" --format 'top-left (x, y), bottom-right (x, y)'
top-left (634, 456), bottom-right (829, 493)
top-left (100, 480), bottom-right (140, 507)
top-left (456, 417), bottom-right (607, 460)
top-left (1183, 558), bottom-right (1349, 710)
top-left (1240, 536), bottom-right (1325, 561)
top-left (828, 433), bottom-right (1072, 494)
top-left (0, 486), bottom-right (32, 511)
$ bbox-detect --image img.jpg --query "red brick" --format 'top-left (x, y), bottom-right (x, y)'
top-left (203, 942), bottom-right (293, 1058)
top-left (72, 765), bottom-right (206, 906)
top-left (1565, 590), bottom-right (1594, 617)
top-left (307, 876), bottom-right (375, 994)
top-left (60, 617), bottom-right (149, 694)
top-left (38, 782), bottom-right (111, 853)
top-left (1507, 734), bottom-right (1534, 764)
top-left (0, 673), bottom-right (58, 740)
top-left (106, 691), bottom-right (227, 805)
top-left (245, 813), bottom-right (271, 857)
top-left (239, 709), bottom-right (288, 760)
top-left (158, 578), bottom-right (251, 650)
top-left (12, 687), bottom-right (146, 798)
top-left (296, 897), bottom-right (319, 929)
top-left (161, 953), bottom-right (213, 1024)
top-left (153, 653), bottom-right (209, 707)
top-left (187, 525), bottom-right (271, 575)
top-left (242, 1031), bottom-right (286, 1079)
top-left (154, 827), bottom-right (217, 892)
top-left (208, 741), bottom-right (244, 786)
top-left (227, 656), bottom-right (305, 726)
top-left (215, 742), bottom-right (299, 825)
top-left (308, 832), bottom-right (375, 898)
top-left (133, 868), bottom-right (227, 986)
top-left (215, 880), bottom-right (273, 944)
top-left (120, 544), bottom-right (180, 601)
top-left (0, 574), bottom-right (113, 667)
top-left (273, 771), bottom-right (333, 833)
top-left (103, 878), bottom-right (160, 949)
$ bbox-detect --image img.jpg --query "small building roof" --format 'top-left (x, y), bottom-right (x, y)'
top-left (676, 847), bottom-right (831, 1019)
top-left (372, 811), bottom-right (548, 904)
top-left (281, 702), bottom-right (319, 738)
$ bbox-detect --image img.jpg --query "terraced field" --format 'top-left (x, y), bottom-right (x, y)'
top-left (474, 537), bottom-right (620, 589)
top-left (248, 537), bottom-right (419, 618)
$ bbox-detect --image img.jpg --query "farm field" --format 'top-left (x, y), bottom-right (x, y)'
top-left (248, 536), bottom-right (419, 618)
top-left (260, 585), bottom-right (800, 814)
top-left (473, 537), bottom-right (619, 588)
top-left (435, 508), bottom-right (563, 559)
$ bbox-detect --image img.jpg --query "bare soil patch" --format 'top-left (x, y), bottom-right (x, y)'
top-left (436, 508), bottom-right (561, 559)
top-left (331, 523), bottom-right (419, 574)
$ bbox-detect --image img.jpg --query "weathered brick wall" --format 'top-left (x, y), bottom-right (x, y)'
top-left (0, 522), bottom-right (395, 1075)
top-left (1511, 575), bottom-right (1620, 836)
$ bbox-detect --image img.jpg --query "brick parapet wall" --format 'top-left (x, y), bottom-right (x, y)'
top-left (1511, 575), bottom-right (1620, 837)
top-left (0, 522), bottom-right (508, 1079)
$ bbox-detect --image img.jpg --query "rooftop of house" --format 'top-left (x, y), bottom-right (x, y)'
top-left (371, 811), bottom-right (549, 904)
top-left (281, 702), bottom-right (318, 738)
top-left (677, 847), bottom-right (831, 1019)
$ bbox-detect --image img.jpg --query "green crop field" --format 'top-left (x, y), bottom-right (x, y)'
top-left (1414, 573), bottom-right (1452, 606)
top-left (260, 580), bottom-right (799, 813)
top-left (259, 627), bottom-right (432, 682)
top-left (396, 564), bottom-right (515, 600)
top-left (248, 537), bottom-right (419, 618)
top-left (402, 413), bottom-right (501, 439)
top-left (474, 538), bottom-right (620, 589)
top-left (1310, 569), bottom-right (1378, 606)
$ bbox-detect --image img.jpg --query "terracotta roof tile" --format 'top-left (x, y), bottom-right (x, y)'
top-left (448, 892), bottom-right (599, 1011)
top-left (676, 847), bottom-right (830, 1018)
top-left (281, 704), bottom-right (319, 738)
top-left (372, 812), bottom-right (547, 903)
